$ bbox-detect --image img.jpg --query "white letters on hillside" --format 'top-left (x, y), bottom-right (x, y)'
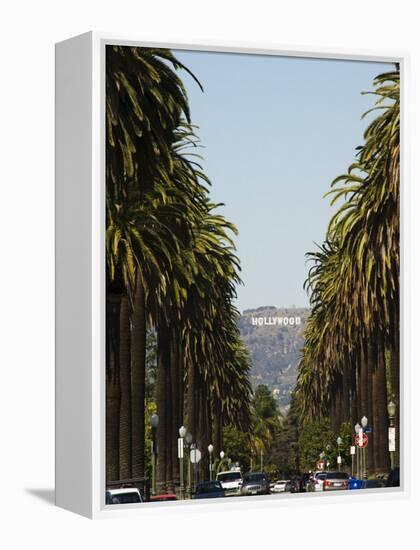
top-left (251, 316), bottom-right (301, 327)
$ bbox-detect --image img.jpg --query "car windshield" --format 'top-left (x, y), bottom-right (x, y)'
top-left (197, 482), bottom-right (222, 493)
top-left (217, 472), bottom-right (241, 482)
top-left (244, 474), bottom-right (266, 482)
top-left (325, 472), bottom-right (349, 480)
top-left (316, 473), bottom-right (327, 479)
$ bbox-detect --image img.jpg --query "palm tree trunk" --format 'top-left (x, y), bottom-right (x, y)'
top-left (331, 392), bottom-right (340, 434)
top-left (390, 327), bottom-right (400, 466)
top-left (179, 346), bottom-right (185, 426)
top-left (106, 293), bottom-right (121, 482)
top-left (170, 330), bottom-right (180, 488)
top-left (342, 358), bottom-right (350, 423)
top-left (350, 354), bottom-right (358, 425)
top-left (156, 319), bottom-right (171, 493)
top-left (359, 341), bottom-right (369, 423)
top-left (187, 358), bottom-right (196, 440)
top-left (197, 379), bottom-right (209, 481)
top-left (372, 341), bottom-right (390, 475)
top-left (213, 398), bottom-right (223, 456)
top-left (366, 342), bottom-right (374, 474)
top-left (131, 273), bottom-right (147, 479)
top-left (119, 292), bottom-right (132, 479)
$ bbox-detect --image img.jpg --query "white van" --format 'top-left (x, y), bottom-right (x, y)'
top-left (106, 487), bottom-right (143, 505)
top-left (216, 470), bottom-right (242, 496)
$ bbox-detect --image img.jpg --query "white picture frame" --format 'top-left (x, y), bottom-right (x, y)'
top-left (55, 31), bottom-right (409, 518)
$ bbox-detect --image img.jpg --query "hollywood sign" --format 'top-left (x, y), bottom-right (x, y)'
top-left (251, 316), bottom-right (301, 327)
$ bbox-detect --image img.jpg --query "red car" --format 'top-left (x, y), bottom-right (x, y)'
top-left (149, 493), bottom-right (177, 502)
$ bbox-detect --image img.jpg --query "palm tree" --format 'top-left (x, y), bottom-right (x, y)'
top-left (105, 47), bottom-right (202, 483)
top-left (296, 70), bottom-right (399, 475)
top-left (105, 46), bottom-right (254, 492)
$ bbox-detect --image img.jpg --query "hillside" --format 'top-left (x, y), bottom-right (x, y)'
top-left (238, 306), bottom-right (310, 411)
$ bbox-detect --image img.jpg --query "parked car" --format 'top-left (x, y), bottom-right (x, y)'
top-left (106, 487), bottom-right (143, 505)
top-left (322, 471), bottom-right (349, 491)
top-left (348, 477), bottom-right (363, 490)
top-left (307, 472), bottom-right (327, 492)
top-left (349, 477), bottom-right (386, 490)
top-left (149, 493), bottom-right (177, 502)
top-left (290, 475), bottom-right (305, 493)
top-left (241, 472), bottom-right (271, 496)
top-left (302, 473), bottom-right (312, 492)
top-left (362, 479), bottom-right (386, 489)
top-left (386, 467), bottom-right (400, 487)
top-left (194, 481), bottom-right (225, 499)
top-left (216, 470), bottom-right (242, 496)
top-left (271, 480), bottom-right (292, 493)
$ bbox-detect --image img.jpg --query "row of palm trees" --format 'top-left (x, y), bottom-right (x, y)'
top-left (296, 70), bottom-right (400, 475)
top-left (105, 46), bottom-right (252, 491)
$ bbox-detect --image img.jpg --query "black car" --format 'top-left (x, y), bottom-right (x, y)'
top-left (194, 481), bottom-right (225, 499)
top-left (241, 472), bottom-right (271, 496)
top-left (290, 475), bottom-right (305, 493)
top-left (361, 479), bottom-right (386, 489)
top-left (386, 467), bottom-right (400, 487)
top-left (301, 473), bottom-right (312, 492)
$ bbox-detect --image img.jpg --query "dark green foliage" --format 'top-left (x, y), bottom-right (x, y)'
top-left (254, 385), bottom-right (277, 420)
top-left (298, 418), bottom-right (334, 472)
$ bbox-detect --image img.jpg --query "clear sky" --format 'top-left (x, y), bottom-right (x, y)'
top-left (174, 49), bottom-right (394, 312)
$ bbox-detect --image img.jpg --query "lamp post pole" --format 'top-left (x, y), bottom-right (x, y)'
top-left (150, 414), bottom-right (159, 496)
top-left (178, 426), bottom-right (187, 499)
top-left (336, 436), bottom-right (343, 472)
top-left (215, 450), bottom-right (226, 476)
top-left (186, 432), bottom-right (193, 498)
top-left (208, 444), bottom-right (214, 480)
top-left (355, 423), bottom-right (361, 479)
top-left (388, 400), bottom-right (396, 470)
top-left (361, 416), bottom-right (368, 479)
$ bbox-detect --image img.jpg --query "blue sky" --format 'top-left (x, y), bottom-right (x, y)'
top-left (174, 50), bottom-right (394, 312)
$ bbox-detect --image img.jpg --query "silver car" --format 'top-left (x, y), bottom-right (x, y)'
top-left (322, 471), bottom-right (349, 491)
top-left (241, 472), bottom-right (270, 496)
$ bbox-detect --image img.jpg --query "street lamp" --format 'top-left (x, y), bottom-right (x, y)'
top-left (336, 436), bottom-right (343, 471)
top-left (361, 416), bottom-right (368, 428)
top-left (220, 450), bottom-right (225, 460)
top-left (150, 414), bottom-right (159, 495)
top-left (178, 426), bottom-right (187, 498)
top-left (388, 400), bottom-right (396, 420)
top-left (208, 444), bottom-right (214, 480)
top-left (387, 400), bottom-right (396, 469)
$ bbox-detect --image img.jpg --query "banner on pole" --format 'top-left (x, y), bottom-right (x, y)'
top-left (388, 427), bottom-right (396, 452)
top-left (178, 437), bottom-right (184, 459)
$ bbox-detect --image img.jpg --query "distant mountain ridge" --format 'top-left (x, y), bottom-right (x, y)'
top-left (238, 306), bottom-right (310, 411)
